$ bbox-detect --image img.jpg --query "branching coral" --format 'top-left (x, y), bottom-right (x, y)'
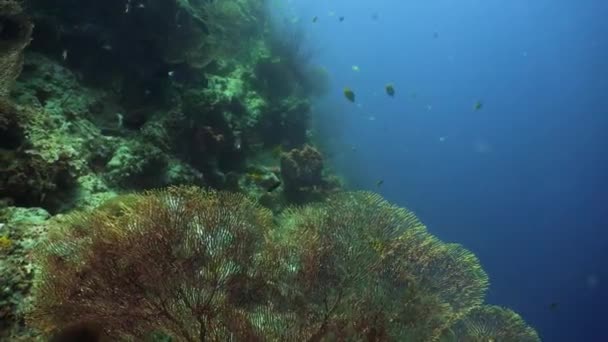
top-left (446, 305), bottom-right (540, 341)
top-left (0, 0), bottom-right (32, 97)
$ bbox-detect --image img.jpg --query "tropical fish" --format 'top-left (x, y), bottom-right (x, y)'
top-left (271, 145), bottom-right (284, 158)
top-left (376, 179), bottom-right (384, 188)
top-left (339, 16), bottom-right (345, 22)
top-left (343, 87), bottom-right (355, 102)
top-left (312, 16), bottom-right (318, 23)
top-left (474, 101), bottom-right (483, 110)
top-left (267, 181), bottom-right (281, 193)
top-left (385, 83), bottom-right (395, 97)
top-left (351, 65), bottom-right (360, 72)
top-left (548, 302), bottom-right (559, 312)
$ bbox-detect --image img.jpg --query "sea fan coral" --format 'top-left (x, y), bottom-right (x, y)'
top-left (28, 186), bottom-right (280, 341)
top-left (29, 188), bottom-right (520, 341)
top-left (446, 305), bottom-right (541, 342)
top-left (273, 192), bottom-right (489, 340)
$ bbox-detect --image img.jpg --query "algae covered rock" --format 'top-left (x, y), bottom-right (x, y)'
top-left (0, 205), bottom-right (50, 340)
top-left (279, 144), bottom-right (339, 202)
top-left (0, 0), bottom-right (32, 97)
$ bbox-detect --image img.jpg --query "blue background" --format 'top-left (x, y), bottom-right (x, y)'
top-left (273, 0), bottom-right (608, 340)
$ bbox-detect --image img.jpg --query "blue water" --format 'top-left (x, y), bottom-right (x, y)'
top-left (274, 1), bottom-right (608, 340)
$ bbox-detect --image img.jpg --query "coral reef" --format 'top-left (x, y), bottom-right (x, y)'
top-left (0, 0), bottom-right (32, 97)
top-left (25, 187), bottom-right (538, 341)
top-left (1, 0), bottom-right (320, 212)
top-left (0, 0), bottom-right (539, 340)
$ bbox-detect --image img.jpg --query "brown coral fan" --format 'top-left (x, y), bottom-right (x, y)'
top-left (0, 0), bottom-right (32, 97)
top-left (446, 305), bottom-right (540, 342)
top-left (28, 186), bottom-right (281, 341)
top-left (29, 189), bottom-right (520, 341)
top-left (273, 192), bottom-right (489, 340)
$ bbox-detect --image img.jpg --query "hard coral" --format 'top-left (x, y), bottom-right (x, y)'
top-left (0, 0), bottom-right (32, 97)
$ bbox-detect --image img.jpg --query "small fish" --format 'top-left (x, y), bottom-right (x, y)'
top-left (267, 181), bottom-right (281, 193)
top-left (474, 101), bottom-right (483, 110)
top-left (168, 71), bottom-right (175, 77)
top-left (368, 116), bottom-right (376, 121)
top-left (343, 87), bottom-right (355, 102)
top-left (101, 44), bottom-right (113, 51)
top-left (339, 16), bottom-right (345, 22)
top-left (376, 179), bottom-right (384, 188)
top-left (62, 49), bottom-right (68, 61)
top-left (439, 136), bottom-right (447, 142)
top-left (371, 13), bottom-right (379, 21)
top-left (137, 3), bottom-right (145, 9)
top-left (351, 65), bottom-right (360, 72)
top-left (312, 16), bottom-right (318, 23)
top-left (548, 302), bottom-right (559, 312)
top-left (385, 83), bottom-right (395, 97)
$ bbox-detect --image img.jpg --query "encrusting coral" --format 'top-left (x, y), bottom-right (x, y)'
top-left (26, 187), bottom-right (537, 341)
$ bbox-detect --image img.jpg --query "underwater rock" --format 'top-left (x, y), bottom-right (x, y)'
top-left (0, 99), bottom-right (79, 212)
top-left (0, 205), bottom-right (50, 340)
top-left (280, 145), bottom-right (323, 188)
top-left (0, 0), bottom-right (32, 97)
